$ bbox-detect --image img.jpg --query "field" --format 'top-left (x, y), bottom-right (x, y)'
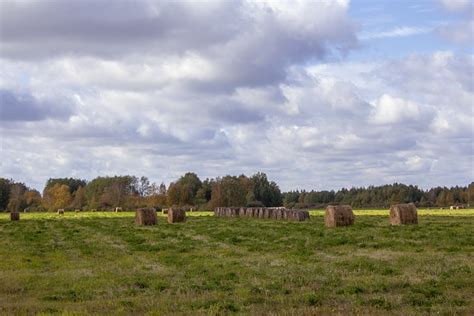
top-left (0, 210), bottom-right (473, 315)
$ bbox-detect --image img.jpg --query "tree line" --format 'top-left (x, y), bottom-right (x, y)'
top-left (0, 174), bottom-right (472, 212)
top-left (283, 183), bottom-right (474, 209)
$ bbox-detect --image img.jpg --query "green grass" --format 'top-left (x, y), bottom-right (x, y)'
top-left (0, 210), bottom-right (473, 314)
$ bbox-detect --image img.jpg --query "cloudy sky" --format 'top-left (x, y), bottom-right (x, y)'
top-left (0, 0), bottom-right (473, 191)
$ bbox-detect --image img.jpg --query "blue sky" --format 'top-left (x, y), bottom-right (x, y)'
top-left (350, 0), bottom-right (472, 59)
top-left (0, 0), bottom-right (473, 192)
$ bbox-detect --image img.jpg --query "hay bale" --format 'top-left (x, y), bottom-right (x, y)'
top-left (325, 205), bottom-right (354, 227)
top-left (248, 208), bottom-right (256, 218)
top-left (287, 210), bottom-right (310, 222)
top-left (10, 212), bottom-right (20, 221)
top-left (135, 208), bottom-right (157, 226)
top-left (286, 210), bottom-right (296, 221)
top-left (390, 203), bottom-right (418, 225)
top-left (57, 209), bottom-right (65, 215)
top-left (274, 209), bottom-right (283, 220)
top-left (115, 207), bottom-right (123, 212)
top-left (233, 207), bottom-right (240, 217)
top-left (286, 210), bottom-right (309, 221)
top-left (168, 208), bottom-right (186, 223)
top-left (216, 207), bottom-right (226, 217)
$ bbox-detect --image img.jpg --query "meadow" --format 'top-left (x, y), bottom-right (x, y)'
top-left (0, 210), bottom-right (473, 315)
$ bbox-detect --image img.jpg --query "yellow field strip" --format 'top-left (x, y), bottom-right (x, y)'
top-left (0, 209), bottom-right (473, 220)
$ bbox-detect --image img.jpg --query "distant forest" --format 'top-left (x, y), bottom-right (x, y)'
top-left (1, 173), bottom-right (472, 212)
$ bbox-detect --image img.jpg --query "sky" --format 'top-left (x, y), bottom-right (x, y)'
top-left (0, 0), bottom-right (473, 192)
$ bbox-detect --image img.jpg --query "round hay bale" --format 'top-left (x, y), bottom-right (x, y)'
top-left (135, 208), bottom-right (157, 226)
top-left (168, 208), bottom-right (186, 223)
top-left (390, 203), bottom-right (417, 225)
top-left (57, 209), bottom-right (65, 215)
top-left (10, 212), bottom-right (20, 221)
top-left (325, 205), bottom-right (354, 227)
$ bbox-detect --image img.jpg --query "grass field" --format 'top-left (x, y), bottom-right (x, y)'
top-left (0, 210), bottom-right (473, 315)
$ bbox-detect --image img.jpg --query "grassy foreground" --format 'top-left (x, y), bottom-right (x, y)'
top-left (0, 210), bottom-right (473, 315)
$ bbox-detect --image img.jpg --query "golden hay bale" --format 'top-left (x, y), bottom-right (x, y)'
top-left (10, 212), bottom-right (20, 221)
top-left (390, 203), bottom-right (418, 225)
top-left (57, 209), bottom-right (65, 215)
top-left (135, 208), bottom-right (157, 226)
top-left (325, 205), bottom-right (354, 227)
top-left (168, 208), bottom-right (186, 223)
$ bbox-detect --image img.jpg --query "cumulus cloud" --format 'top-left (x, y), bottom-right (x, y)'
top-left (370, 94), bottom-right (423, 125)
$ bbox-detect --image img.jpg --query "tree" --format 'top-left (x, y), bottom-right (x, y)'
top-left (7, 183), bottom-right (27, 212)
top-left (43, 184), bottom-right (71, 211)
top-left (44, 178), bottom-right (86, 195)
top-left (468, 182), bottom-right (474, 206)
top-left (166, 173), bottom-right (202, 206)
top-left (137, 176), bottom-right (152, 197)
top-left (159, 183), bottom-right (167, 195)
top-left (101, 182), bottom-right (126, 207)
top-left (195, 178), bottom-right (213, 205)
top-left (249, 172), bottom-right (282, 207)
top-left (210, 176), bottom-right (247, 207)
top-left (0, 178), bottom-right (11, 210)
top-left (24, 189), bottom-right (42, 207)
top-left (85, 176), bottom-right (138, 208)
top-left (167, 182), bottom-right (181, 206)
top-left (71, 186), bottom-right (86, 209)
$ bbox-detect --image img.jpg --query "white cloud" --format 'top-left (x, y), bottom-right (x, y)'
top-left (0, 2), bottom-right (472, 192)
top-left (359, 26), bottom-right (432, 40)
top-left (370, 94), bottom-right (422, 124)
